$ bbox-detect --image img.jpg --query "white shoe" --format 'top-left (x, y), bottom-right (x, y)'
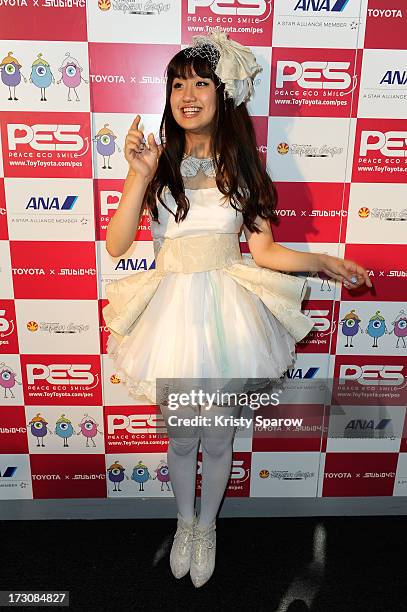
top-left (170, 512), bottom-right (196, 579)
top-left (190, 520), bottom-right (216, 588)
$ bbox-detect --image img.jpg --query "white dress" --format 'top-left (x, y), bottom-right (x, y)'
top-left (102, 185), bottom-right (314, 405)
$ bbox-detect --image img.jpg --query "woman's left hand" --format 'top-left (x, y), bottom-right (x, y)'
top-left (319, 254), bottom-right (373, 289)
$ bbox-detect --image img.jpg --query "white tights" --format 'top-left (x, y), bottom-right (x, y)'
top-left (160, 401), bottom-right (242, 529)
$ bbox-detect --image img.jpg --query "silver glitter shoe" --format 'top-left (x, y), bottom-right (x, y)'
top-left (169, 512), bottom-right (197, 579)
top-left (190, 520), bottom-right (216, 588)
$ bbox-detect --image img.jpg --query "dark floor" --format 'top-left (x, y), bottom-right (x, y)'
top-left (2, 515), bottom-right (406, 611)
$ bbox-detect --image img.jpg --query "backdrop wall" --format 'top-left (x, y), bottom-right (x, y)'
top-left (1, 0), bottom-right (407, 510)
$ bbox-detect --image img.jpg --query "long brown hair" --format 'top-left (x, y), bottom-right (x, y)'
top-left (144, 47), bottom-right (278, 233)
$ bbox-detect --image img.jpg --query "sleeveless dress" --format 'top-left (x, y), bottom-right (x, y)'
top-left (102, 186), bottom-right (314, 405)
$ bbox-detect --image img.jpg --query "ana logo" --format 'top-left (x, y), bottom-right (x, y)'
top-left (345, 418), bottom-right (392, 430)
top-left (0, 466), bottom-right (17, 478)
top-left (359, 131), bottom-right (407, 157)
top-left (380, 70), bottom-right (407, 86)
top-left (286, 366), bottom-right (320, 379)
top-left (276, 61), bottom-right (352, 90)
top-left (294, 0), bottom-right (351, 12)
top-left (8, 124), bottom-right (83, 151)
top-left (26, 196), bottom-right (78, 211)
top-left (116, 258), bottom-right (155, 271)
top-left (188, 0), bottom-right (267, 16)
top-left (339, 365), bottom-right (404, 386)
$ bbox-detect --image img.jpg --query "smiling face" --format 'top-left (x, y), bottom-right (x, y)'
top-left (170, 69), bottom-right (218, 136)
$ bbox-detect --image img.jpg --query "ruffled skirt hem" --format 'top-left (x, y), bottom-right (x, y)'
top-left (105, 306), bottom-right (299, 406)
top-left (102, 258), bottom-right (314, 406)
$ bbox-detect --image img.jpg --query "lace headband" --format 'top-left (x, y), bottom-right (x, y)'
top-left (183, 27), bottom-right (262, 107)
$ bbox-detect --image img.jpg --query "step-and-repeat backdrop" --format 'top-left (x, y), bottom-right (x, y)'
top-left (1, 1), bottom-right (406, 502)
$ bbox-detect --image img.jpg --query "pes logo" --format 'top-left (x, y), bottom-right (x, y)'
top-left (188, 0), bottom-right (268, 15)
top-left (183, 0), bottom-right (273, 46)
top-left (1, 112), bottom-right (92, 178)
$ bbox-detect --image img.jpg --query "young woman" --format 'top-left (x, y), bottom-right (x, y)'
top-left (103, 29), bottom-right (372, 588)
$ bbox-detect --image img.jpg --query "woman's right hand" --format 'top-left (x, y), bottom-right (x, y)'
top-left (124, 115), bottom-right (163, 182)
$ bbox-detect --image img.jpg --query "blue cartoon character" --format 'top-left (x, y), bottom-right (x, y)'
top-left (0, 362), bottom-right (22, 399)
top-left (56, 52), bottom-right (88, 101)
top-left (28, 413), bottom-right (53, 447)
top-left (131, 460), bottom-right (152, 492)
top-left (390, 309), bottom-right (407, 349)
top-left (339, 309), bottom-right (362, 348)
top-left (0, 51), bottom-right (27, 101)
top-left (54, 414), bottom-right (74, 448)
top-left (366, 310), bottom-right (388, 348)
top-left (93, 124), bottom-right (121, 170)
top-left (154, 460), bottom-right (171, 491)
top-left (107, 460), bottom-right (129, 492)
top-left (29, 53), bottom-right (54, 101)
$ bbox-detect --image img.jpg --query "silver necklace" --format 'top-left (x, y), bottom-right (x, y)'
top-left (180, 153), bottom-right (217, 179)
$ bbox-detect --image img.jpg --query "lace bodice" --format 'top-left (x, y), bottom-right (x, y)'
top-left (149, 186), bottom-right (244, 255)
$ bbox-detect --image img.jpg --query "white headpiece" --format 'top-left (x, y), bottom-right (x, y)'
top-left (183, 27), bottom-right (262, 108)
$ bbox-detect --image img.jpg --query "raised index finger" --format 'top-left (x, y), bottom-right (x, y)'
top-left (130, 115), bottom-right (141, 130)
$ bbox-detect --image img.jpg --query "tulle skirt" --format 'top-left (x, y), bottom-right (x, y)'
top-left (105, 268), bottom-right (298, 405)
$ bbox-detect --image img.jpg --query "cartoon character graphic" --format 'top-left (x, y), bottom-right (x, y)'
top-left (28, 413), bottom-right (52, 447)
top-left (366, 310), bottom-right (388, 348)
top-left (390, 310), bottom-right (407, 348)
top-left (154, 460), bottom-right (171, 491)
top-left (131, 460), bottom-right (152, 492)
top-left (54, 414), bottom-right (74, 447)
top-left (56, 52), bottom-right (88, 101)
top-left (0, 362), bottom-right (22, 399)
top-left (0, 51), bottom-right (26, 101)
top-left (339, 309), bottom-right (362, 347)
top-left (317, 268), bottom-right (333, 292)
top-left (107, 460), bottom-right (129, 492)
top-left (77, 414), bottom-right (103, 447)
top-left (93, 124), bottom-right (121, 169)
top-left (29, 53), bottom-right (54, 101)
top-left (307, 258), bottom-right (333, 292)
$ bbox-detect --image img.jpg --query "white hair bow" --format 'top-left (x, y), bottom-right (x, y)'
top-left (185, 27), bottom-right (263, 107)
